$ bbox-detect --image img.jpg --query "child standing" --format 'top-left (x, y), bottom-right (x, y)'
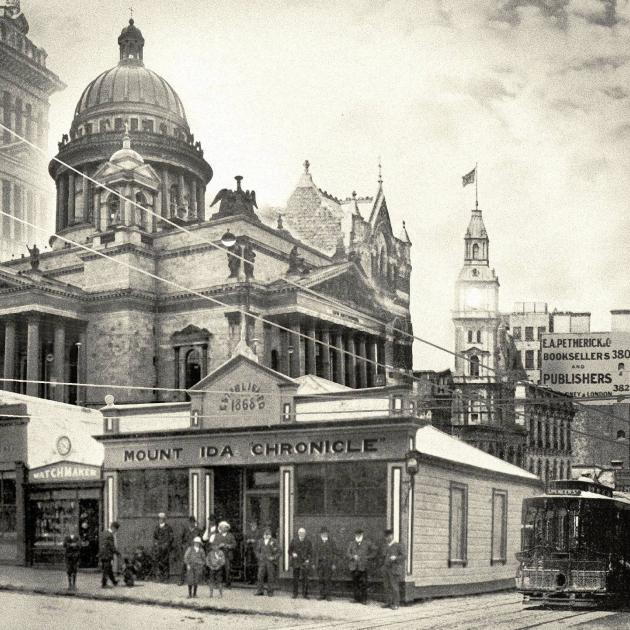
top-left (63, 533), bottom-right (81, 591)
top-left (183, 536), bottom-right (206, 598)
top-left (206, 544), bottom-right (225, 598)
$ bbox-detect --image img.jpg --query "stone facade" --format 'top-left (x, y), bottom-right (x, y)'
top-left (0, 2), bottom-right (65, 259)
top-left (0, 18), bottom-right (413, 408)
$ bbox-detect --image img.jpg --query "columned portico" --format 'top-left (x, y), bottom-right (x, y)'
top-left (358, 336), bottom-right (368, 388)
top-left (53, 321), bottom-right (66, 402)
top-left (26, 315), bottom-right (41, 397)
top-left (346, 333), bottom-right (356, 388)
top-left (321, 329), bottom-right (332, 381)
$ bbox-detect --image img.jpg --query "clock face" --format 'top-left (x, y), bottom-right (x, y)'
top-left (56, 436), bottom-right (72, 457)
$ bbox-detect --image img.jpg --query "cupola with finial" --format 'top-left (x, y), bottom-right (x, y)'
top-left (118, 17), bottom-right (144, 65)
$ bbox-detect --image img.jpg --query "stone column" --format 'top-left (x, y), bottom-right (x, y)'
top-left (346, 333), bottom-right (357, 388)
top-left (56, 178), bottom-right (64, 232)
top-left (53, 321), bottom-right (66, 403)
top-left (321, 329), bottom-right (332, 381)
top-left (77, 329), bottom-right (87, 405)
top-left (358, 336), bottom-right (368, 388)
top-left (178, 173), bottom-right (185, 209)
top-left (289, 321), bottom-right (302, 378)
top-left (3, 319), bottom-right (16, 391)
top-left (26, 315), bottom-right (40, 397)
top-left (67, 173), bottom-right (75, 225)
top-left (94, 188), bottom-right (101, 231)
top-left (162, 167), bottom-right (169, 217)
top-left (191, 178), bottom-right (198, 216)
top-left (199, 186), bottom-right (206, 221)
top-left (335, 333), bottom-right (346, 386)
top-left (368, 339), bottom-right (378, 387)
top-left (306, 327), bottom-right (317, 376)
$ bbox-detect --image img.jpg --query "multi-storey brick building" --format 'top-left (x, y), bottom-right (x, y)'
top-left (0, 0), bottom-right (64, 259)
top-left (0, 18), bottom-right (413, 407)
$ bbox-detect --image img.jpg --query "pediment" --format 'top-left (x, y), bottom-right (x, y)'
top-left (171, 324), bottom-right (212, 344)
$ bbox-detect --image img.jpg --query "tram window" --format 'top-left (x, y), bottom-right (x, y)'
top-left (491, 490), bottom-right (507, 564)
top-left (449, 482), bottom-right (468, 566)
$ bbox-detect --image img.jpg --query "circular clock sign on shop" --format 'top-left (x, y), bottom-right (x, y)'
top-left (56, 436), bottom-right (72, 456)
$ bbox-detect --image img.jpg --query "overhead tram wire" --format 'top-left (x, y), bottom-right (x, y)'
top-left (0, 121), bottom-right (626, 429)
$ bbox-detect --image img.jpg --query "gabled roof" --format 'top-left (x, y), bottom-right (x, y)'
top-left (415, 425), bottom-right (539, 481)
top-left (0, 266), bottom-right (85, 296)
top-left (294, 374), bottom-right (352, 395)
top-left (188, 352), bottom-right (298, 392)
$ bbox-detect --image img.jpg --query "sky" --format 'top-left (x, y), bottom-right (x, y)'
top-left (21, 0), bottom-right (630, 370)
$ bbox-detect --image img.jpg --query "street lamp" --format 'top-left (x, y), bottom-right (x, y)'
top-left (220, 230), bottom-right (237, 248)
top-left (287, 345), bottom-right (294, 377)
top-left (405, 450), bottom-right (420, 477)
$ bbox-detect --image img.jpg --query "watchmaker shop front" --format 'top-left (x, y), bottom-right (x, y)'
top-left (98, 353), bottom-right (542, 599)
top-left (0, 393), bottom-right (104, 567)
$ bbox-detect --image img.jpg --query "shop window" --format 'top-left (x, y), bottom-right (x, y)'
top-left (525, 327), bottom-right (534, 341)
top-left (119, 469), bottom-right (188, 517)
top-left (491, 489), bottom-right (507, 565)
top-left (449, 482), bottom-right (467, 567)
top-left (512, 327), bottom-right (521, 340)
top-left (525, 350), bottom-right (534, 369)
top-left (0, 473), bottom-right (16, 541)
top-left (246, 468), bottom-right (279, 490)
top-left (296, 462), bottom-right (387, 517)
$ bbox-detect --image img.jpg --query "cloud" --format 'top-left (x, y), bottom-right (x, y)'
top-left (602, 85), bottom-right (629, 99)
top-left (491, 0), bottom-right (571, 30)
top-left (571, 0), bottom-right (622, 27)
top-left (563, 55), bottom-right (629, 73)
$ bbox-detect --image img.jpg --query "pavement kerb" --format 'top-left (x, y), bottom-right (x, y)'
top-left (0, 581), bottom-right (341, 621)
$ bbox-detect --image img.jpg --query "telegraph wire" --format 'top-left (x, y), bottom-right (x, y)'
top-left (0, 122), bottom-right (627, 430)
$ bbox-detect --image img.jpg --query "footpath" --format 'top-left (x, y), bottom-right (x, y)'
top-left (0, 565), bottom-right (387, 621)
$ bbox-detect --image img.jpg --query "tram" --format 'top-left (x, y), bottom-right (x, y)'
top-left (516, 477), bottom-right (630, 607)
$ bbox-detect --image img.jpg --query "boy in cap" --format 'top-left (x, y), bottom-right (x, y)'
top-left (63, 532), bottom-right (81, 591)
top-left (347, 528), bottom-right (377, 604)
top-left (255, 526), bottom-right (281, 596)
top-left (381, 528), bottom-right (405, 610)
top-left (314, 526), bottom-right (337, 601)
top-left (153, 512), bottom-right (174, 582)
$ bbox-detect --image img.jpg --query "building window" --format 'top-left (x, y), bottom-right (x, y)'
top-left (525, 326), bottom-right (534, 341)
top-left (114, 117), bottom-right (124, 131)
top-left (491, 489), bottom-right (507, 565)
top-left (512, 327), bottom-right (521, 340)
top-left (107, 194), bottom-right (120, 226)
top-left (467, 330), bottom-right (473, 343)
top-left (282, 402), bottom-right (292, 422)
top-left (119, 469), bottom-right (188, 517)
top-left (142, 119), bottom-right (154, 133)
top-left (618, 430), bottom-right (626, 440)
top-left (296, 462), bottom-right (387, 517)
top-left (472, 243), bottom-right (479, 259)
top-left (135, 192), bottom-right (148, 229)
top-left (184, 348), bottom-right (202, 389)
top-left (129, 118), bottom-right (138, 132)
top-left (469, 355), bottom-right (480, 378)
top-left (476, 330), bottom-right (481, 344)
top-left (271, 349), bottom-right (279, 372)
top-left (537, 326), bottom-right (546, 339)
top-left (537, 350), bottom-right (542, 368)
top-left (449, 482), bottom-right (467, 566)
top-left (525, 350), bottom-right (534, 369)
top-left (159, 122), bottom-right (167, 134)
top-left (0, 472), bottom-right (16, 544)
top-left (169, 184), bottom-right (179, 215)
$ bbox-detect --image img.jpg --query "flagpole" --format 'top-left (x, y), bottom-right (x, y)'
top-left (475, 162), bottom-right (478, 210)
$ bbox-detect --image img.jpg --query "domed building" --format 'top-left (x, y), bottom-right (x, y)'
top-left (50, 19), bottom-right (212, 238)
top-left (0, 18), bottom-right (413, 410)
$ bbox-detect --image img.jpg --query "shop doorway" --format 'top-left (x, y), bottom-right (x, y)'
top-left (78, 499), bottom-right (100, 567)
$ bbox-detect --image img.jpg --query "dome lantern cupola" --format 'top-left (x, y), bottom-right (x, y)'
top-left (118, 18), bottom-right (144, 65)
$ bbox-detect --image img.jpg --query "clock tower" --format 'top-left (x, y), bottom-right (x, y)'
top-left (452, 206), bottom-right (500, 380)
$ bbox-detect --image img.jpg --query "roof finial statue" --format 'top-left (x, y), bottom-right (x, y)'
top-left (26, 243), bottom-right (40, 271)
top-left (303, 159), bottom-right (310, 174)
top-left (122, 121), bottom-right (131, 149)
top-left (377, 157), bottom-right (383, 186)
top-left (129, 6), bottom-right (134, 20)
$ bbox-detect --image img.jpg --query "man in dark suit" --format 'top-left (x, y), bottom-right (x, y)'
top-left (289, 527), bottom-right (313, 599)
top-left (153, 512), bottom-right (174, 581)
top-left (381, 528), bottom-right (405, 610)
top-left (99, 521), bottom-right (120, 588)
top-left (313, 526), bottom-right (337, 601)
top-left (346, 528), bottom-right (377, 604)
top-left (255, 527), bottom-right (281, 596)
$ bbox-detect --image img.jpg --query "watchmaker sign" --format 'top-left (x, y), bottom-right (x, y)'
top-left (29, 462), bottom-right (102, 483)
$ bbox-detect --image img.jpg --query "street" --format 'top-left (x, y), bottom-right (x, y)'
top-left (3, 590), bottom-right (630, 630)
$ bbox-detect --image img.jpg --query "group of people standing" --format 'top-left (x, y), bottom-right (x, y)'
top-left (93, 516), bottom-right (404, 609)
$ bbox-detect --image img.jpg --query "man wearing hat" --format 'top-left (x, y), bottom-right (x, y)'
top-left (153, 512), bottom-right (174, 582)
top-left (214, 521), bottom-right (237, 588)
top-left (99, 521), bottom-right (120, 588)
top-left (255, 526), bottom-right (281, 596)
top-left (381, 528), bottom-right (405, 610)
top-left (313, 526), bottom-right (337, 601)
top-left (179, 516), bottom-right (203, 585)
top-left (289, 527), bottom-right (313, 599)
top-left (346, 528), bottom-right (377, 604)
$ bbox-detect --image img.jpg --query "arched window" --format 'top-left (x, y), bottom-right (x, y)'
top-left (617, 429), bottom-right (626, 440)
top-left (469, 355), bottom-right (480, 378)
top-left (185, 348), bottom-right (202, 389)
top-left (472, 243), bottom-right (480, 259)
top-left (135, 192), bottom-right (148, 229)
top-left (107, 194), bottom-right (120, 226)
top-left (271, 349), bottom-right (279, 372)
top-left (379, 247), bottom-right (387, 279)
top-left (169, 184), bottom-right (179, 216)
top-left (476, 330), bottom-right (481, 344)
top-left (467, 330), bottom-right (473, 343)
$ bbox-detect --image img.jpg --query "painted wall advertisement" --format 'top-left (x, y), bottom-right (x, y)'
top-left (540, 332), bottom-right (630, 398)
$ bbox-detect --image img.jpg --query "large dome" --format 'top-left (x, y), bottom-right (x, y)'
top-left (74, 64), bottom-right (187, 122)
